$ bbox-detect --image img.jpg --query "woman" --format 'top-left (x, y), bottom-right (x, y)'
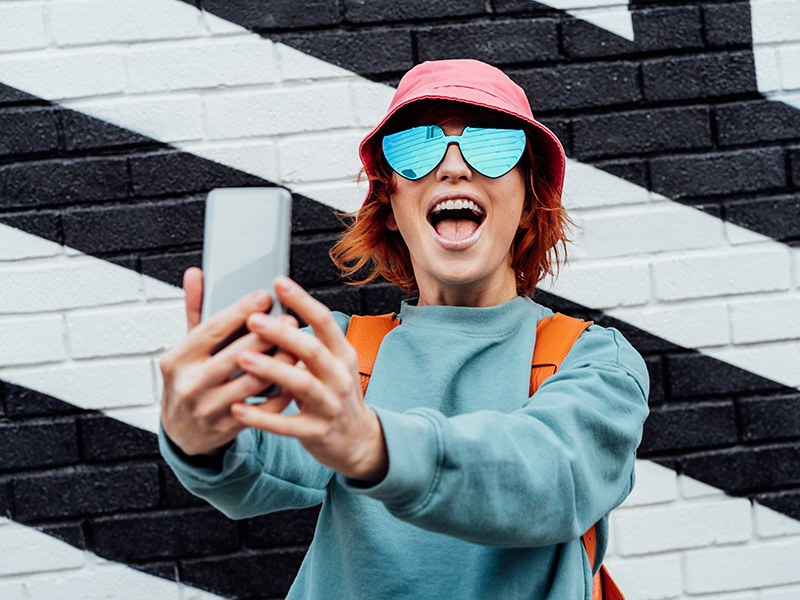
top-left (159, 59), bottom-right (649, 599)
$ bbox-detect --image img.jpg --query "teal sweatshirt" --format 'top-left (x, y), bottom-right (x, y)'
top-left (159, 296), bottom-right (649, 599)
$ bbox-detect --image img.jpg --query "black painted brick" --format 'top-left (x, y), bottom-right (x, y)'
top-left (644, 355), bottom-right (664, 405)
top-left (492, 0), bottom-right (554, 15)
top-left (790, 147), bottom-right (800, 187)
top-left (0, 158), bottom-right (129, 209)
top-left (281, 29), bottom-right (413, 76)
top-left (290, 236), bottom-right (342, 286)
top-left (129, 151), bottom-right (264, 198)
top-left (0, 421), bottom-right (79, 471)
top-left (37, 523), bottom-right (86, 549)
top-left (681, 444), bottom-right (800, 493)
top-left (0, 108), bottom-right (59, 157)
top-left (537, 118), bottom-right (570, 153)
top-left (667, 352), bottom-right (787, 399)
top-left (591, 160), bottom-right (649, 189)
top-left (572, 107), bottom-right (712, 160)
top-left (740, 395), bottom-right (800, 442)
top-left (181, 549), bottom-right (306, 599)
top-left (203, 0), bottom-right (340, 29)
top-left (563, 7), bottom-right (702, 59)
top-left (91, 509), bottom-right (238, 562)
top-left (650, 148), bottom-right (786, 199)
top-left (0, 210), bottom-right (61, 247)
top-left (79, 415), bottom-right (160, 461)
top-left (642, 52), bottom-right (757, 102)
top-left (510, 62), bottom-right (641, 113)
top-left (62, 198), bottom-right (205, 254)
top-left (704, 2), bottom-right (752, 48)
top-left (292, 194), bottom-right (344, 234)
top-left (131, 562), bottom-right (177, 581)
top-left (726, 195), bottom-right (800, 241)
top-left (344, 0), bottom-right (485, 23)
top-left (639, 402), bottom-right (737, 455)
top-left (245, 507), bottom-right (319, 548)
top-left (0, 83), bottom-right (37, 105)
top-left (596, 315), bottom-right (683, 354)
top-left (162, 464), bottom-right (207, 508)
top-left (1, 382), bottom-right (82, 417)
top-left (417, 19), bottom-right (560, 64)
top-left (0, 478), bottom-right (10, 518)
top-left (716, 101), bottom-right (800, 146)
top-left (13, 464), bottom-right (160, 521)
top-left (309, 285), bottom-right (362, 314)
top-left (59, 109), bottom-right (156, 152)
top-left (363, 282), bottom-right (410, 315)
top-left (141, 251), bottom-right (202, 290)
top-left (757, 490), bottom-right (800, 522)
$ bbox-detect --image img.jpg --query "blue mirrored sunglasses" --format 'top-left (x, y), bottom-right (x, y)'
top-left (382, 125), bottom-right (527, 180)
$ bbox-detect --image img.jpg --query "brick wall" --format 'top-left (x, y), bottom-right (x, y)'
top-left (0, 1), bottom-right (798, 598)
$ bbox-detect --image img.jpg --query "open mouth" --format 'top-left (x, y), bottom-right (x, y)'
top-left (428, 199), bottom-right (485, 243)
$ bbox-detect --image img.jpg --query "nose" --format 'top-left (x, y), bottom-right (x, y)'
top-left (435, 142), bottom-right (472, 181)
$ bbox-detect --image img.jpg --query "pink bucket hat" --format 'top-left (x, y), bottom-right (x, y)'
top-left (358, 59), bottom-right (566, 209)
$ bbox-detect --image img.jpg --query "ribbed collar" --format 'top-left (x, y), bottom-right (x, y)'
top-left (398, 295), bottom-right (546, 337)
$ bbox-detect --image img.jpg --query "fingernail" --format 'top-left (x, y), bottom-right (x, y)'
top-left (249, 313), bottom-right (269, 329)
top-left (253, 290), bottom-right (270, 306)
top-left (231, 403), bottom-right (249, 417)
top-left (240, 351), bottom-right (257, 366)
top-left (273, 276), bottom-right (291, 292)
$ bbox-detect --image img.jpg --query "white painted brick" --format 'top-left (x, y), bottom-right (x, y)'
top-left (187, 141), bottom-right (280, 185)
top-left (202, 9), bottom-right (246, 35)
top-left (706, 341), bottom-right (800, 389)
top-left (684, 592), bottom-right (756, 600)
top-left (762, 584), bottom-right (800, 599)
top-left (276, 42), bottom-right (352, 82)
top-left (679, 473), bottom-right (729, 500)
top-left (350, 80), bottom-right (395, 128)
top-left (730, 294), bottom-right (800, 344)
top-left (0, 49), bottom-right (126, 100)
top-left (127, 37), bottom-right (277, 93)
top-left (0, 314), bottom-right (66, 366)
top-left (684, 538), bottom-right (800, 594)
top-left (0, 358), bottom-right (155, 411)
top-left (609, 301), bottom-right (731, 349)
top-left (754, 503), bottom-right (800, 539)
top-left (67, 303), bottom-right (184, 359)
top-left (0, 582), bottom-right (24, 600)
top-left (204, 84), bottom-right (355, 140)
top-left (603, 553), bottom-right (682, 600)
top-left (613, 498), bottom-right (752, 556)
top-left (778, 43), bottom-right (800, 90)
top-left (750, 0), bottom-right (800, 44)
top-left (0, 223), bottom-right (63, 261)
top-left (547, 259), bottom-right (651, 309)
top-left (48, 0), bottom-right (206, 46)
top-left (0, 258), bottom-right (143, 314)
top-left (181, 581), bottom-right (228, 600)
top-left (571, 204), bottom-right (727, 260)
top-left (0, 523), bottom-right (85, 576)
top-left (105, 403), bottom-right (162, 435)
top-left (563, 159), bottom-right (652, 210)
top-left (653, 247), bottom-right (791, 301)
top-left (0, 2), bottom-right (47, 52)
top-left (619, 460), bottom-right (678, 507)
top-left (726, 219), bottom-right (777, 246)
top-left (753, 47), bottom-right (782, 94)
top-left (279, 132), bottom-right (365, 183)
top-left (25, 564), bottom-right (183, 600)
top-left (291, 179), bottom-right (365, 214)
top-left (68, 95), bottom-right (204, 143)
top-left (142, 274), bottom-right (185, 301)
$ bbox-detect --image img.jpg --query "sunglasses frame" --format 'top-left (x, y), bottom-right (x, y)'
top-left (382, 125), bottom-right (527, 181)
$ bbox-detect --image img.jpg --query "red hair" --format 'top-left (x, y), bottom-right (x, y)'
top-left (330, 102), bottom-right (571, 296)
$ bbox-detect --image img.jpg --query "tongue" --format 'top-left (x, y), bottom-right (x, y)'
top-left (435, 218), bottom-right (479, 242)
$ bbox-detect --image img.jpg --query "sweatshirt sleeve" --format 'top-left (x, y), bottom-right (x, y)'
top-left (340, 325), bottom-right (649, 547)
top-left (160, 424), bottom-right (333, 519)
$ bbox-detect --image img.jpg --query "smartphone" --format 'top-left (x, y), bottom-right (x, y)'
top-left (201, 187), bottom-right (292, 369)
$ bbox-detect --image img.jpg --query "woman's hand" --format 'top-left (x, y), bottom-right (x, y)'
top-left (230, 276), bottom-right (389, 484)
top-left (160, 267), bottom-right (298, 457)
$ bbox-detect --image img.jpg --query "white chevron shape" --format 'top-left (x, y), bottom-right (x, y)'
top-left (534, 0), bottom-right (634, 40)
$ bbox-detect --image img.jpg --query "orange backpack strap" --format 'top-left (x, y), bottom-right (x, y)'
top-left (529, 313), bottom-right (592, 395)
top-left (345, 313), bottom-right (401, 396)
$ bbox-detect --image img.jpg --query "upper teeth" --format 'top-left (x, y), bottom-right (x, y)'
top-left (431, 199), bottom-right (484, 215)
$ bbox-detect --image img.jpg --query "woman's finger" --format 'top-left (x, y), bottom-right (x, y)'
top-left (183, 267), bottom-right (204, 331)
top-left (230, 403), bottom-right (321, 439)
top-left (273, 277), bottom-right (353, 359)
top-left (246, 313), bottom-right (343, 385)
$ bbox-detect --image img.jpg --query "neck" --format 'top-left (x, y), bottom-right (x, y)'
top-left (416, 271), bottom-right (519, 307)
